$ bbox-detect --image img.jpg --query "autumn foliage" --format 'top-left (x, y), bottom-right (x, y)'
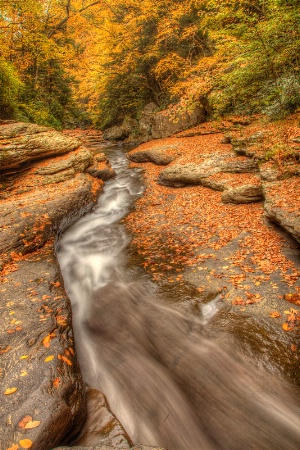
top-left (1, 1), bottom-right (300, 127)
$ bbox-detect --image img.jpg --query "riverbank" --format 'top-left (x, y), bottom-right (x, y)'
top-left (0, 123), bottom-right (113, 450)
top-left (125, 114), bottom-right (300, 382)
top-left (0, 116), bottom-right (299, 449)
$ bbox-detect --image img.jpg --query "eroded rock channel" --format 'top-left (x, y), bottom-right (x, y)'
top-left (57, 148), bottom-right (300, 450)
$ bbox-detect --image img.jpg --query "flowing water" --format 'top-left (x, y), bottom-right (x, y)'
top-left (57, 148), bottom-right (300, 449)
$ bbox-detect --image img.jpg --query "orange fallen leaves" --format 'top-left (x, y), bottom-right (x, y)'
top-left (56, 315), bottom-right (67, 326)
top-left (4, 387), bottom-right (18, 395)
top-left (19, 439), bottom-right (32, 449)
top-left (24, 420), bottom-right (40, 429)
top-left (58, 354), bottom-right (72, 366)
top-left (284, 293), bottom-right (300, 306)
top-left (19, 416), bottom-right (32, 428)
top-left (44, 355), bottom-right (54, 362)
top-left (269, 311), bottom-right (281, 318)
top-left (6, 445), bottom-right (19, 450)
top-left (42, 332), bottom-right (56, 348)
top-left (53, 377), bottom-right (61, 387)
top-left (0, 346), bottom-right (11, 354)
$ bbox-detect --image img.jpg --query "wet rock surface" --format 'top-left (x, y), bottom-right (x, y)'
top-left (55, 446), bottom-right (164, 449)
top-left (73, 388), bottom-right (133, 449)
top-left (0, 123), bottom-right (81, 170)
top-left (0, 122), bottom-right (106, 449)
top-left (125, 122), bottom-right (300, 386)
top-left (103, 101), bottom-right (206, 143)
top-left (127, 145), bottom-right (180, 165)
top-left (264, 178), bottom-right (300, 243)
top-left (222, 184), bottom-right (264, 204)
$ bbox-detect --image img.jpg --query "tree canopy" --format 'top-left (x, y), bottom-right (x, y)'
top-left (0, 0), bottom-right (299, 128)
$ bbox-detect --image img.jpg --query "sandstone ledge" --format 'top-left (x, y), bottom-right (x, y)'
top-left (0, 123), bottom-right (106, 449)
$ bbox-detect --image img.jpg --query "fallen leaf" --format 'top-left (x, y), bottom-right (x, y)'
top-left (61, 355), bottom-right (72, 366)
top-left (20, 370), bottom-right (28, 377)
top-left (0, 346), bottom-right (11, 354)
top-left (282, 323), bottom-right (293, 331)
top-left (269, 311), bottom-right (281, 318)
top-left (4, 388), bottom-right (18, 395)
top-left (20, 356), bottom-right (28, 359)
top-left (6, 444), bottom-right (19, 450)
top-left (19, 416), bottom-right (32, 429)
top-left (19, 439), bottom-right (32, 449)
top-left (42, 335), bottom-right (51, 348)
top-left (291, 344), bottom-right (297, 352)
top-left (53, 377), bottom-right (61, 388)
top-left (24, 421), bottom-right (40, 429)
top-left (44, 355), bottom-right (54, 362)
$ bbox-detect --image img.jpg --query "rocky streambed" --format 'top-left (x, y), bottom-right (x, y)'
top-left (0, 122), bottom-right (117, 450)
top-left (0, 118), bottom-right (300, 450)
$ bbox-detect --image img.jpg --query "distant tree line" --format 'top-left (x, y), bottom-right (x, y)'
top-left (0, 0), bottom-right (299, 128)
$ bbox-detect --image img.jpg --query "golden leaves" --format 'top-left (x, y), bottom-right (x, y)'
top-left (0, 346), bottom-right (11, 354)
top-left (58, 354), bottom-right (72, 366)
top-left (282, 308), bottom-right (300, 332)
top-left (42, 332), bottom-right (55, 348)
top-left (53, 377), bottom-right (61, 388)
top-left (44, 355), bottom-right (54, 362)
top-left (269, 311), bottom-right (281, 318)
top-left (284, 293), bottom-right (300, 306)
top-left (6, 444), bottom-right (19, 450)
top-left (4, 388), bottom-right (18, 395)
top-left (18, 416), bottom-right (32, 428)
top-left (19, 439), bottom-right (33, 449)
top-left (56, 315), bottom-right (67, 326)
top-left (24, 421), bottom-right (40, 430)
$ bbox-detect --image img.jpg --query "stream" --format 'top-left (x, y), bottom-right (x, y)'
top-left (57, 147), bottom-right (300, 449)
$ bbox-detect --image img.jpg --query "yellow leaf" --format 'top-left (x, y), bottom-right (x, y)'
top-left (282, 323), bottom-right (292, 331)
top-left (44, 355), bottom-right (54, 362)
top-left (19, 439), bottom-right (32, 449)
top-left (4, 388), bottom-right (18, 395)
top-left (284, 310), bottom-right (291, 314)
top-left (20, 356), bottom-right (28, 359)
top-left (20, 370), bottom-right (28, 377)
top-left (24, 421), bottom-right (40, 429)
top-left (269, 311), bottom-right (281, 318)
top-left (42, 335), bottom-right (51, 348)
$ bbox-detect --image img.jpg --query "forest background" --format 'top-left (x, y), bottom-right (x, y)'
top-left (0, 0), bottom-right (299, 130)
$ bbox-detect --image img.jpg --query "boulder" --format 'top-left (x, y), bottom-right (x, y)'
top-left (222, 185), bottom-right (264, 204)
top-left (264, 178), bottom-right (300, 243)
top-left (0, 122), bottom-right (80, 170)
top-left (94, 153), bottom-right (108, 163)
top-left (221, 157), bottom-right (258, 173)
top-left (103, 126), bottom-right (129, 141)
top-left (35, 149), bottom-right (92, 175)
top-left (231, 131), bottom-right (268, 158)
top-left (128, 145), bottom-right (180, 166)
top-left (139, 103), bottom-right (158, 140)
top-left (86, 166), bottom-right (116, 181)
top-left (158, 162), bottom-right (218, 187)
top-left (103, 117), bottom-right (138, 142)
top-left (151, 104), bottom-right (206, 139)
top-left (158, 153), bottom-right (258, 187)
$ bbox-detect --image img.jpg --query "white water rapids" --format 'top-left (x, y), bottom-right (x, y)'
top-left (57, 148), bottom-right (300, 449)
